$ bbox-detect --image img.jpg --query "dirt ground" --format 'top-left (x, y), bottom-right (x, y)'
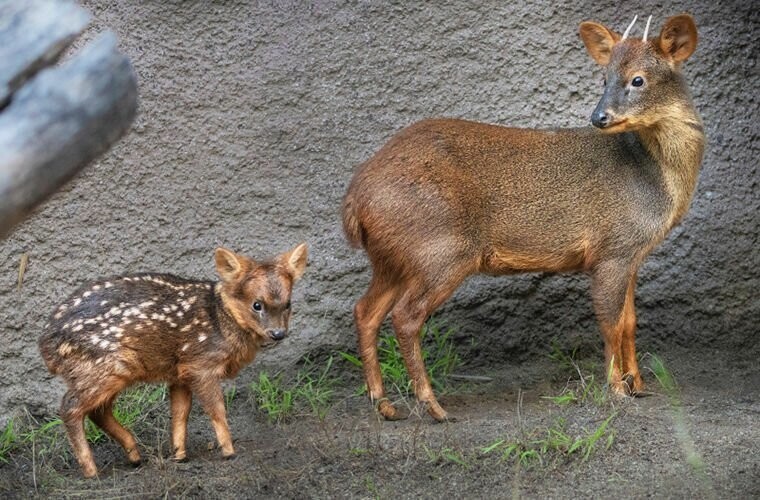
top-left (0, 344), bottom-right (758, 499)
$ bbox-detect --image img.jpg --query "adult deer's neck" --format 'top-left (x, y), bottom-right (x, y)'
top-left (637, 102), bottom-right (705, 228)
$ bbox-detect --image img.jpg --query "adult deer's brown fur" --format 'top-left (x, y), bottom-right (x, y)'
top-left (39, 244), bottom-right (307, 477)
top-left (342, 15), bottom-right (704, 421)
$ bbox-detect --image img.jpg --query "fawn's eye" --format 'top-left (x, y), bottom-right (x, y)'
top-left (252, 302), bottom-right (263, 312)
top-left (631, 76), bottom-right (644, 87)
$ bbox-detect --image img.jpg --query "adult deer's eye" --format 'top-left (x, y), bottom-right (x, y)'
top-left (631, 76), bottom-right (644, 87)
top-left (252, 302), bottom-right (263, 312)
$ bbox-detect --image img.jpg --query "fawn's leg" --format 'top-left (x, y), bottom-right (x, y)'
top-left (88, 397), bottom-right (141, 465)
top-left (591, 260), bottom-right (637, 396)
top-left (355, 275), bottom-right (400, 419)
top-left (61, 390), bottom-right (98, 478)
top-left (192, 381), bottom-right (235, 458)
top-left (169, 384), bottom-right (193, 461)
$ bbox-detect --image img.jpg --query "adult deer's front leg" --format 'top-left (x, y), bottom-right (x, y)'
top-left (591, 260), bottom-right (637, 396)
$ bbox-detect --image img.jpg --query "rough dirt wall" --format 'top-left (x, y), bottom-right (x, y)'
top-left (0, 0), bottom-right (757, 419)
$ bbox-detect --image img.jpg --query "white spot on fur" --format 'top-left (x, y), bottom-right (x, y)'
top-left (181, 324), bottom-right (192, 332)
top-left (104, 282), bottom-right (113, 288)
top-left (72, 298), bottom-right (81, 307)
top-left (72, 324), bottom-right (83, 332)
top-left (99, 340), bottom-right (110, 349)
top-left (92, 285), bottom-right (101, 291)
top-left (100, 300), bottom-right (109, 306)
top-left (138, 301), bottom-right (155, 308)
top-left (198, 334), bottom-right (207, 342)
top-left (90, 334), bottom-right (100, 344)
top-left (182, 343), bottom-right (190, 351)
top-left (82, 291), bottom-right (92, 298)
top-left (124, 307), bottom-right (141, 317)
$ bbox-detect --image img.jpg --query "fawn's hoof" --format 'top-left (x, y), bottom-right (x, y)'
top-left (222, 452), bottom-right (237, 461)
top-left (126, 448), bottom-right (142, 465)
top-left (81, 464), bottom-right (98, 479)
top-left (377, 398), bottom-right (406, 421)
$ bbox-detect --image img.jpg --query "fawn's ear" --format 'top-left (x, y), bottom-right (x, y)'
top-left (579, 21), bottom-right (621, 66)
top-left (658, 14), bottom-right (697, 63)
top-left (215, 247), bottom-right (247, 282)
top-left (280, 243), bottom-right (308, 281)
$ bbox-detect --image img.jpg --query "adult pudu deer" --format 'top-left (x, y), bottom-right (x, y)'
top-left (342, 14), bottom-right (704, 421)
top-left (39, 244), bottom-right (307, 477)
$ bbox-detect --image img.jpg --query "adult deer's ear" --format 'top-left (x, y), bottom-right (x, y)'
top-left (658, 14), bottom-right (698, 63)
top-left (579, 21), bottom-right (621, 66)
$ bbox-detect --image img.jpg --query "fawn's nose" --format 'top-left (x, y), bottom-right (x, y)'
top-left (267, 328), bottom-right (286, 341)
top-left (591, 110), bottom-right (611, 128)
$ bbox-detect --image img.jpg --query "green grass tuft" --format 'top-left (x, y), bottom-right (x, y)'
top-left (249, 355), bottom-right (338, 423)
top-left (481, 413), bottom-right (616, 466)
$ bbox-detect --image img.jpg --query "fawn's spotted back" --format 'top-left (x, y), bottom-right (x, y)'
top-left (40, 274), bottom-right (217, 381)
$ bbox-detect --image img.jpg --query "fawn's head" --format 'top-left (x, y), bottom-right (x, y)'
top-left (214, 243), bottom-right (308, 344)
top-left (579, 14), bottom-right (698, 133)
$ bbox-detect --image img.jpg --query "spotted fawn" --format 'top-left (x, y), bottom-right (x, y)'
top-left (39, 243), bottom-right (308, 477)
top-left (343, 14), bottom-right (704, 421)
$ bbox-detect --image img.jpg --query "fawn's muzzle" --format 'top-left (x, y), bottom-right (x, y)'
top-left (267, 329), bottom-right (286, 341)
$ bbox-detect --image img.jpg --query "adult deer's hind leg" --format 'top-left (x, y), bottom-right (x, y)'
top-left (355, 274), bottom-right (401, 419)
top-left (391, 267), bottom-right (469, 421)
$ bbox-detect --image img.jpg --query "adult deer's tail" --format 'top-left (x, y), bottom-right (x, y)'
top-left (341, 191), bottom-right (365, 249)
